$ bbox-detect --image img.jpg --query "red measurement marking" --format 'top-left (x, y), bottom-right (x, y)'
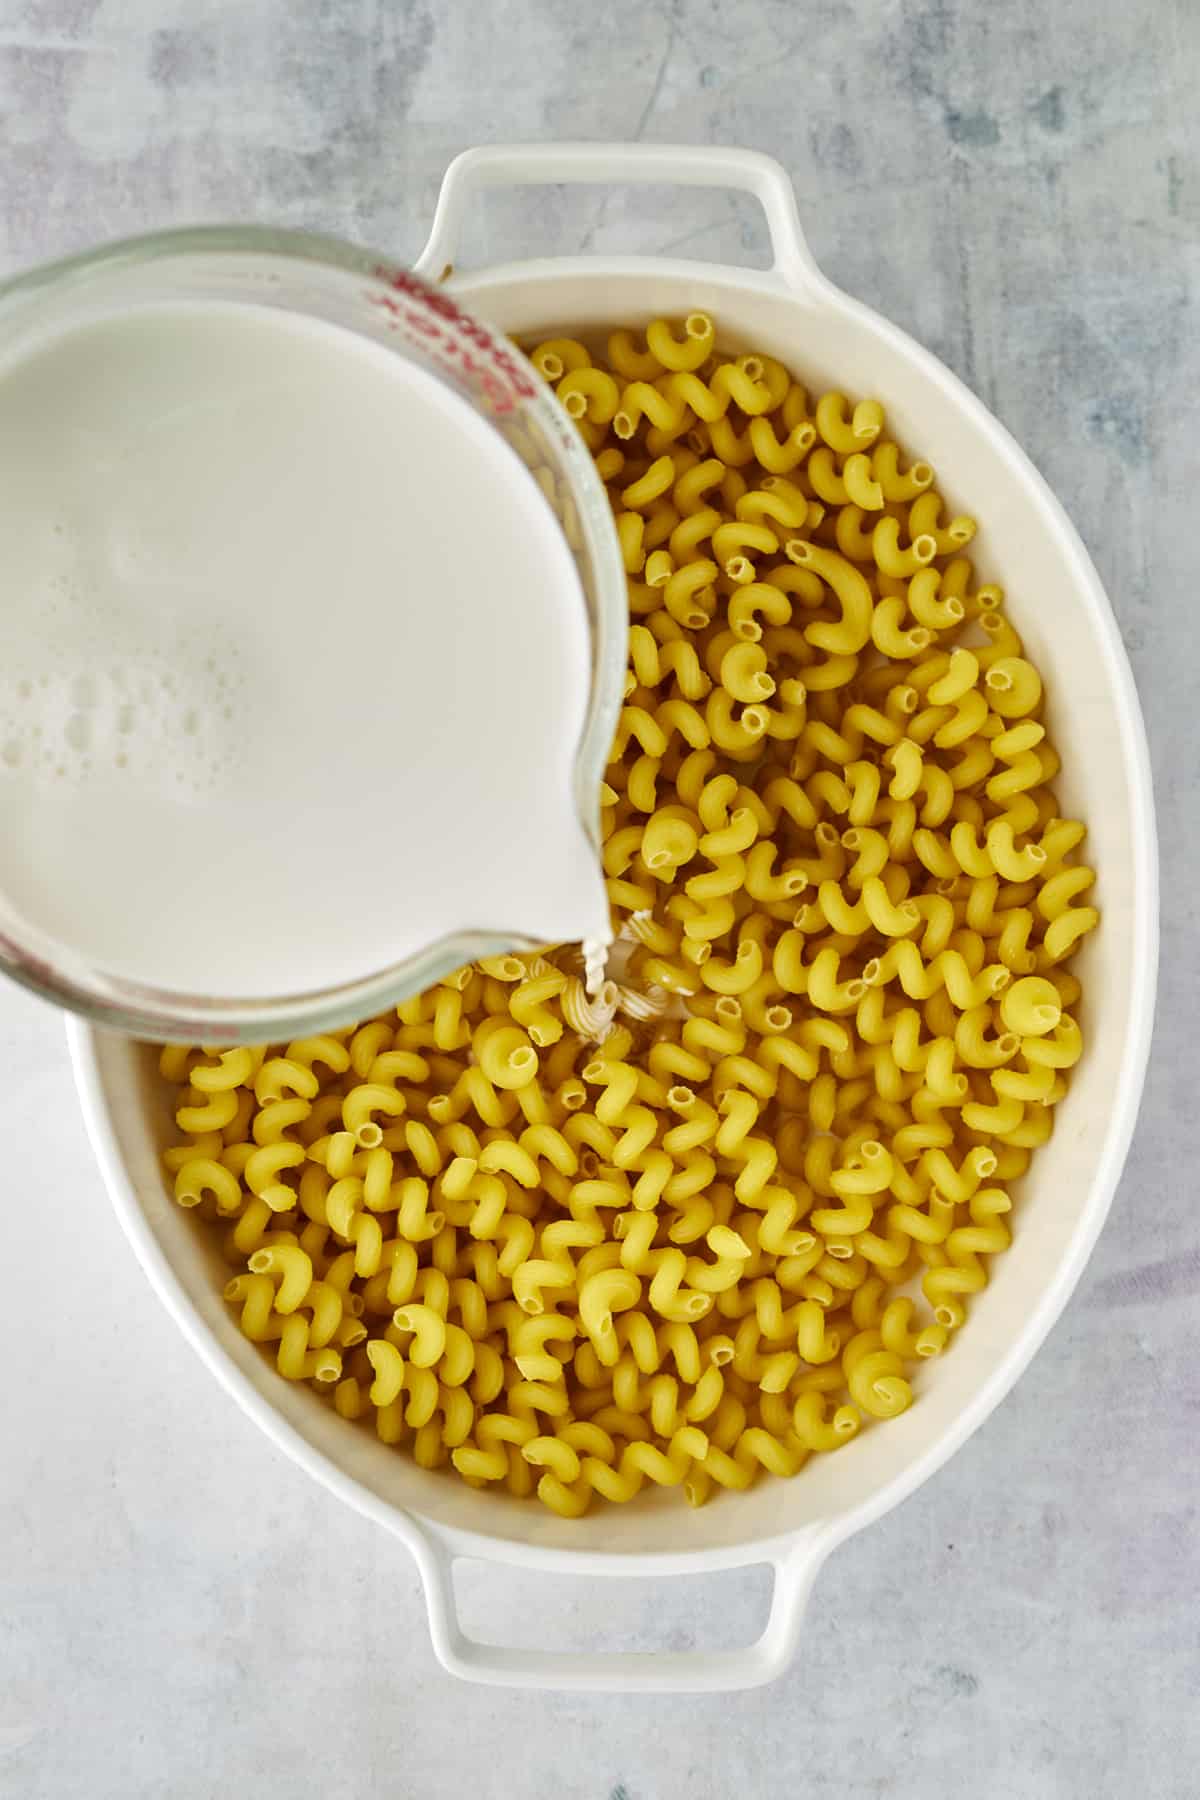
top-left (369, 266), bottom-right (538, 409)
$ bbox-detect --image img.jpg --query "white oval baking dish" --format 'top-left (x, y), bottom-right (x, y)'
top-left (70, 143), bottom-right (1158, 1693)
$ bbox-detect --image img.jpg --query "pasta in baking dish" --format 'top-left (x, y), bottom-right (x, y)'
top-left (160, 315), bottom-right (1098, 1515)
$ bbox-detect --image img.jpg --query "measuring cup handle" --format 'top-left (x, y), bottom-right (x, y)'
top-left (414, 142), bottom-right (828, 294)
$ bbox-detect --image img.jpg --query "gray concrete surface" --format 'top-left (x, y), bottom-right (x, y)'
top-left (0, 1), bottom-right (1196, 1796)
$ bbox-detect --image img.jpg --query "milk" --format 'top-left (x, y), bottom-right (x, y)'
top-left (0, 301), bottom-right (610, 999)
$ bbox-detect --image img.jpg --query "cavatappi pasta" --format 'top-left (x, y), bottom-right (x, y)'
top-left (161, 316), bottom-right (1098, 1517)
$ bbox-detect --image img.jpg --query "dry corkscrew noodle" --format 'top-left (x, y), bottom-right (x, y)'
top-left (161, 316), bottom-right (1098, 1517)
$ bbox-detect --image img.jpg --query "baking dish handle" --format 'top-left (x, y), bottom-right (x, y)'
top-left (415, 142), bottom-right (825, 294)
top-left (409, 1526), bottom-right (830, 1692)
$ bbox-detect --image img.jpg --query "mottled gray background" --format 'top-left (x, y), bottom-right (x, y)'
top-left (0, 1), bottom-right (1196, 1796)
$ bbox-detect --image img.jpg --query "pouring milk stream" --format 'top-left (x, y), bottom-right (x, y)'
top-left (0, 290), bottom-right (614, 1020)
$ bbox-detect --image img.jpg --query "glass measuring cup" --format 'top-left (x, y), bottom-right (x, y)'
top-left (0, 228), bottom-right (627, 1041)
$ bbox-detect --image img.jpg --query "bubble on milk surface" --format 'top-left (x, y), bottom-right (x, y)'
top-left (0, 505), bottom-right (246, 797)
top-left (64, 713), bottom-right (90, 752)
top-left (0, 630), bottom-right (246, 794)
